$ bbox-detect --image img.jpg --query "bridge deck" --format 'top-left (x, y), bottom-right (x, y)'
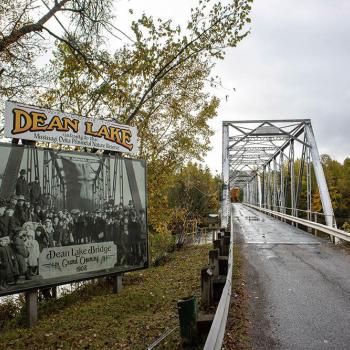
top-left (233, 203), bottom-right (350, 349)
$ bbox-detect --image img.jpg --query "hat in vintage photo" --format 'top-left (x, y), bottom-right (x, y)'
top-left (20, 169), bottom-right (26, 175)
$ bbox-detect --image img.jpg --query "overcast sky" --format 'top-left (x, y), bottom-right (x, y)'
top-left (118, 0), bottom-right (350, 173)
top-left (206, 0), bottom-right (350, 173)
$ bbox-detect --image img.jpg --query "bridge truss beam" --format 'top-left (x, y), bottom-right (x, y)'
top-left (221, 119), bottom-right (337, 240)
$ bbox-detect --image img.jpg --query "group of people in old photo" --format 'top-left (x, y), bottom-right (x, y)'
top-left (0, 167), bottom-right (147, 291)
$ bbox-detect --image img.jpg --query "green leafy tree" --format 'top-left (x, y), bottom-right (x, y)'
top-left (168, 162), bottom-right (221, 222)
top-left (38, 0), bottom-right (252, 122)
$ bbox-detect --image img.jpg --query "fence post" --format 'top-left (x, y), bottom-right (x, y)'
top-left (213, 239), bottom-right (221, 254)
top-left (201, 267), bottom-right (213, 309)
top-left (178, 296), bottom-right (198, 345)
top-left (209, 249), bottom-right (219, 278)
top-left (219, 235), bottom-right (230, 257)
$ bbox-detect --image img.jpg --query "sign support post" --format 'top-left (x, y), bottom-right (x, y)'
top-left (112, 274), bottom-right (123, 293)
top-left (25, 290), bottom-right (38, 328)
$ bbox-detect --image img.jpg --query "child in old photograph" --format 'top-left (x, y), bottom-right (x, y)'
top-left (0, 150), bottom-right (147, 293)
top-left (25, 230), bottom-right (40, 275)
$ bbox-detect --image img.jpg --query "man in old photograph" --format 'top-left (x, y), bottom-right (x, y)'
top-left (0, 146), bottom-right (147, 293)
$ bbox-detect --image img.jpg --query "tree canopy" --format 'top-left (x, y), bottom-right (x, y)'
top-left (0, 0), bottom-right (254, 260)
top-left (0, 0), bottom-right (115, 108)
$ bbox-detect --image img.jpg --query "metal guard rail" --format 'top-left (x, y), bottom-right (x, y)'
top-left (204, 210), bottom-right (234, 350)
top-left (244, 203), bottom-right (350, 243)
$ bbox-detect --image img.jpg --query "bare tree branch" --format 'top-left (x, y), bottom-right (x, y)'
top-left (0, 0), bottom-right (70, 52)
top-left (125, 10), bottom-right (240, 123)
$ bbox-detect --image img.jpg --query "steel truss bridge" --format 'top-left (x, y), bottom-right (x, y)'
top-left (221, 119), bottom-right (350, 243)
top-left (0, 146), bottom-right (143, 212)
top-left (213, 119), bottom-right (350, 350)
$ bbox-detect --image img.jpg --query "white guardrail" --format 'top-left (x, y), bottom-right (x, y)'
top-left (203, 208), bottom-right (234, 350)
top-left (204, 203), bottom-right (350, 349)
top-left (244, 203), bottom-right (350, 243)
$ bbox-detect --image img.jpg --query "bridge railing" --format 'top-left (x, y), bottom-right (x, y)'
top-left (203, 209), bottom-right (234, 350)
top-left (244, 203), bottom-right (350, 243)
top-left (258, 203), bottom-right (336, 227)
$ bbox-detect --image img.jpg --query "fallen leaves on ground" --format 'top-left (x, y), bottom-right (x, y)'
top-left (0, 245), bottom-right (210, 350)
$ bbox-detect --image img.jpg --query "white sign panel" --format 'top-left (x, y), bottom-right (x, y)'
top-left (39, 242), bottom-right (117, 279)
top-left (4, 101), bottom-right (138, 154)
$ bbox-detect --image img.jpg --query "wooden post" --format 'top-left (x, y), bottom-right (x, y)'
top-left (213, 239), bottom-right (221, 254)
top-left (224, 236), bottom-right (230, 251)
top-left (220, 236), bottom-right (230, 257)
top-left (209, 249), bottom-right (219, 278)
top-left (51, 286), bottom-right (57, 299)
top-left (219, 256), bottom-right (228, 275)
top-left (25, 290), bottom-right (38, 328)
top-left (112, 274), bottom-right (123, 293)
top-left (201, 267), bottom-right (213, 309)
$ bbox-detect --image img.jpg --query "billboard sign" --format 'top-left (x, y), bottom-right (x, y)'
top-left (0, 143), bottom-right (147, 296)
top-left (4, 101), bottom-right (138, 154)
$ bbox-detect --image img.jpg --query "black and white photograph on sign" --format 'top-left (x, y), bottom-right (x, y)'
top-left (0, 143), bottom-right (147, 296)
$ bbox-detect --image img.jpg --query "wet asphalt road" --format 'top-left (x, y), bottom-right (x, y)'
top-left (232, 203), bottom-right (350, 350)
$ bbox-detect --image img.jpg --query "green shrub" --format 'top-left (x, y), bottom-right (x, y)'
top-left (149, 229), bottom-right (175, 265)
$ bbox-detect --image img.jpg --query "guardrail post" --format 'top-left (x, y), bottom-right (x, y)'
top-left (213, 239), bottom-right (221, 254)
top-left (219, 236), bottom-right (229, 257)
top-left (209, 249), bottom-right (220, 278)
top-left (219, 256), bottom-right (228, 276)
top-left (178, 296), bottom-right (198, 345)
top-left (203, 209), bottom-right (233, 350)
top-left (219, 236), bottom-right (227, 257)
top-left (201, 266), bottom-right (214, 309)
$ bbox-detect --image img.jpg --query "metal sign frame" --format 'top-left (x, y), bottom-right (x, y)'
top-left (4, 101), bottom-right (139, 154)
top-left (0, 142), bottom-right (148, 297)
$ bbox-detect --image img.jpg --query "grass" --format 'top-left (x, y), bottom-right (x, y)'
top-left (0, 244), bottom-right (211, 350)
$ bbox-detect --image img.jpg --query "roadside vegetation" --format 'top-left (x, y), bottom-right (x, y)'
top-left (0, 244), bottom-right (210, 350)
top-left (318, 156), bottom-right (350, 230)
